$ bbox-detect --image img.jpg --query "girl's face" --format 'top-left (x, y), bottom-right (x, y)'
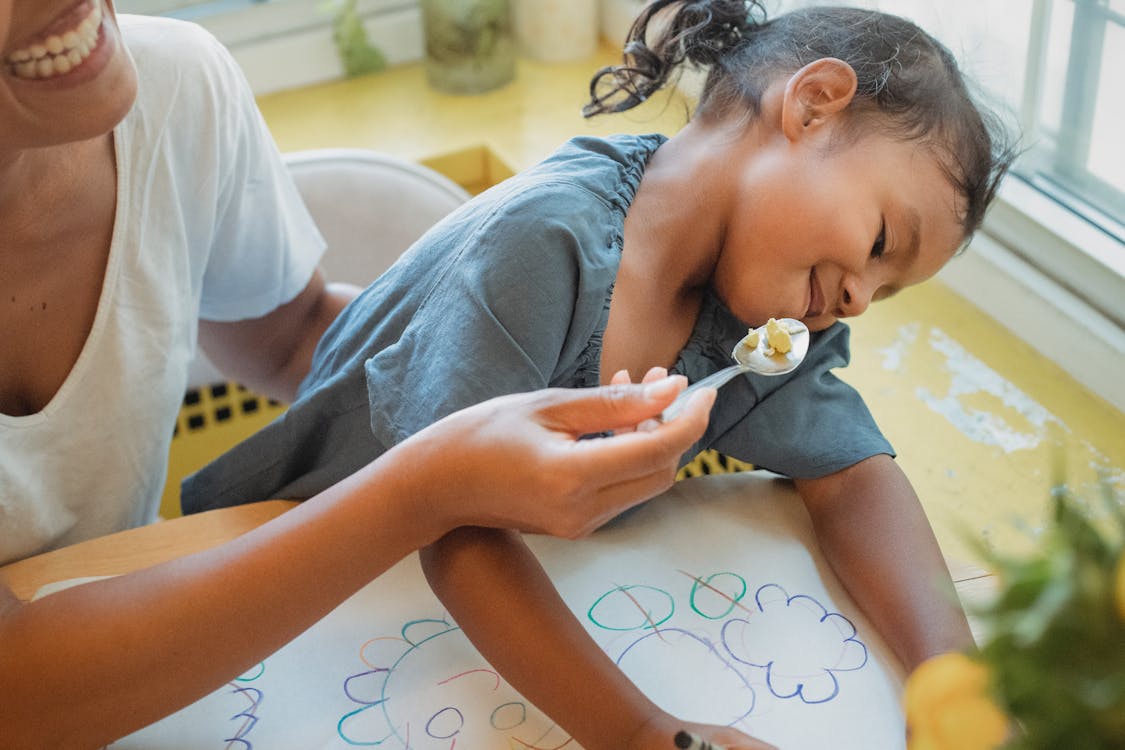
top-left (715, 125), bottom-right (966, 334)
top-left (0, 0), bottom-right (137, 155)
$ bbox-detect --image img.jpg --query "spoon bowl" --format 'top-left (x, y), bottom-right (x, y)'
top-left (731, 317), bottom-right (810, 376)
top-left (661, 318), bottom-right (810, 421)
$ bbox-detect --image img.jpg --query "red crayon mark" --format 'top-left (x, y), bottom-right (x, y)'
top-left (678, 569), bottom-right (754, 615)
top-left (437, 668), bottom-right (501, 691)
top-left (223, 682), bottom-right (263, 750)
top-left (615, 582), bottom-right (669, 642)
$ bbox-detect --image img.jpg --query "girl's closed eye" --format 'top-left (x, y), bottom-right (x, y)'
top-left (870, 220), bottom-right (887, 259)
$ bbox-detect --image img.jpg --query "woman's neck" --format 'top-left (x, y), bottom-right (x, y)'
top-left (0, 135), bottom-right (114, 250)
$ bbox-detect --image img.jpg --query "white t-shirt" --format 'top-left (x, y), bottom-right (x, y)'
top-left (0, 16), bottom-right (324, 566)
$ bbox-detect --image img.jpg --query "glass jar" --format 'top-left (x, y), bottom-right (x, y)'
top-left (421, 0), bottom-right (516, 95)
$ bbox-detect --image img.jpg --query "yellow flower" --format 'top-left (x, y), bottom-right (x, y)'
top-left (904, 652), bottom-right (1008, 750)
top-left (1116, 552), bottom-right (1125, 623)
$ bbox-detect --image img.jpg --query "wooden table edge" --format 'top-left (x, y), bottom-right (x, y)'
top-left (0, 500), bottom-right (299, 601)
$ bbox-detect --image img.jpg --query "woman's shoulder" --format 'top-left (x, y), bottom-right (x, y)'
top-left (119, 14), bottom-right (227, 62)
top-left (118, 15), bottom-right (244, 99)
top-left (116, 14), bottom-right (260, 153)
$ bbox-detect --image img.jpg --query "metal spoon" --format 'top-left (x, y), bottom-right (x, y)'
top-left (661, 318), bottom-right (810, 421)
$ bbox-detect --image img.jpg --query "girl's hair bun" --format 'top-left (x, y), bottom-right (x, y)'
top-left (584, 1), bottom-right (766, 117)
top-left (676, 1), bottom-right (763, 67)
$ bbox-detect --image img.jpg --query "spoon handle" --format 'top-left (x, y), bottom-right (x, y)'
top-left (661, 364), bottom-right (748, 422)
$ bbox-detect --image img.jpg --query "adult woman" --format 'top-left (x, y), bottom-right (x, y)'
top-left (0, 3), bottom-right (715, 746)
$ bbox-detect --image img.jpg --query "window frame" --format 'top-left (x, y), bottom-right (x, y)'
top-left (118, 0), bottom-right (425, 94)
top-left (1047, 0), bottom-right (1125, 235)
top-left (973, 0), bottom-right (1124, 329)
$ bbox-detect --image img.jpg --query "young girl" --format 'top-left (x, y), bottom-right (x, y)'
top-left (185, 1), bottom-right (1015, 747)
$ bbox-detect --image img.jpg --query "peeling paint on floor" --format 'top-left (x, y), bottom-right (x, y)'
top-left (917, 328), bottom-right (1066, 453)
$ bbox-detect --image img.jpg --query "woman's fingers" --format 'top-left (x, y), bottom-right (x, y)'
top-left (609, 367), bottom-right (668, 386)
top-left (541, 377), bottom-right (692, 436)
top-left (563, 385), bottom-right (715, 481)
top-left (398, 380), bottom-right (714, 540)
top-left (606, 367), bottom-right (671, 434)
top-left (495, 382), bottom-right (713, 538)
top-left (636, 367), bottom-right (670, 431)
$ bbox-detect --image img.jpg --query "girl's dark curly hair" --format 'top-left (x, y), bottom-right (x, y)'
top-left (584, 0), bottom-right (1017, 240)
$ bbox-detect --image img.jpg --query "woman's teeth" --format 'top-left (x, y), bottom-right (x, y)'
top-left (6, 3), bottom-right (104, 80)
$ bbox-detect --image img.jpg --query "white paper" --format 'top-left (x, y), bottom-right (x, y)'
top-left (93, 472), bottom-right (905, 749)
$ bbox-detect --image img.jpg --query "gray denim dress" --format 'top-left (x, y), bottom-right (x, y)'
top-left (182, 134), bottom-right (892, 513)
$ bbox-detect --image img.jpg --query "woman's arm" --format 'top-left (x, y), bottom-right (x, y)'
top-left (198, 269), bottom-right (360, 403)
top-left (0, 380), bottom-right (711, 750)
top-left (794, 454), bottom-right (974, 671)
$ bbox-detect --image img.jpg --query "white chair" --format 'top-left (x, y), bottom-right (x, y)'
top-left (187, 148), bottom-right (471, 386)
top-left (284, 148), bottom-right (471, 287)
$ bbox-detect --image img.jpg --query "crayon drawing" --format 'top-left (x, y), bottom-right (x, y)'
top-left (103, 472), bottom-right (906, 749)
top-left (323, 571), bottom-right (875, 748)
top-left (332, 619), bottom-right (567, 749)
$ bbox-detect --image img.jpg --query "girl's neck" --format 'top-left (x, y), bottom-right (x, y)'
top-left (601, 118), bottom-right (765, 381)
top-left (625, 117), bottom-right (759, 296)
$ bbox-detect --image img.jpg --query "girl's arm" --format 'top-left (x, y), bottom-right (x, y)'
top-left (420, 370), bottom-right (772, 750)
top-left (0, 381), bottom-right (709, 750)
top-left (794, 453), bottom-right (974, 671)
top-left (420, 527), bottom-right (777, 750)
top-left (421, 527), bottom-right (664, 746)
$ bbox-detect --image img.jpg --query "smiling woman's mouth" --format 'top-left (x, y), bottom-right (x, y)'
top-left (5, 2), bottom-right (104, 80)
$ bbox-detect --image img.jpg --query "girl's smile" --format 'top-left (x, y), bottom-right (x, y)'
top-left (805, 269), bottom-right (826, 319)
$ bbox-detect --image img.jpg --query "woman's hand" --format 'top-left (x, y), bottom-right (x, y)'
top-left (386, 376), bottom-right (715, 543)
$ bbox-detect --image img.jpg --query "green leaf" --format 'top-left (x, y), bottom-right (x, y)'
top-left (332, 0), bottom-right (387, 78)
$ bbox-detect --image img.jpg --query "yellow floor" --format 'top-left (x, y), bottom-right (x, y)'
top-left (163, 47), bottom-right (1123, 579)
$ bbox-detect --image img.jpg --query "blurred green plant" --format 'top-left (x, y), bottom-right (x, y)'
top-left (971, 479), bottom-right (1125, 750)
top-left (330, 0), bottom-right (386, 78)
top-left (905, 474), bottom-right (1125, 750)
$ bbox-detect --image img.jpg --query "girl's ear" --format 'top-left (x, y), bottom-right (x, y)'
top-left (780, 58), bottom-right (858, 142)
